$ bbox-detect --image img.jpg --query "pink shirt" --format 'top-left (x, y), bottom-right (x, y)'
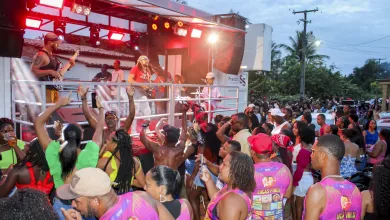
top-left (252, 162), bottom-right (291, 220)
top-left (177, 199), bottom-right (191, 220)
top-left (100, 192), bottom-right (159, 220)
top-left (303, 178), bottom-right (362, 220)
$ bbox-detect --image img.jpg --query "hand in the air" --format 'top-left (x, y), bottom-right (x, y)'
top-left (54, 120), bottom-right (63, 137)
top-left (159, 118), bottom-right (168, 124)
top-left (57, 92), bottom-right (72, 106)
top-left (181, 103), bottom-right (190, 112)
top-left (200, 168), bottom-right (212, 183)
top-left (77, 85), bottom-right (89, 98)
top-left (126, 85), bottom-right (135, 97)
top-left (96, 96), bottom-right (103, 109)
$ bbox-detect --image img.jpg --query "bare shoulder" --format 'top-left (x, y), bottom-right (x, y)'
top-left (307, 182), bottom-right (326, 198)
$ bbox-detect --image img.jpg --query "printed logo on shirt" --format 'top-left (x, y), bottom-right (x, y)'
top-left (128, 217), bottom-right (139, 220)
top-left (336, 195), bottom-right (356, 219)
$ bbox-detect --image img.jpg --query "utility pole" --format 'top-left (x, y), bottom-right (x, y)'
top-left (293, 8), bottom-right (318, 97)
top-left (372, 58), bottom-right (387, 64)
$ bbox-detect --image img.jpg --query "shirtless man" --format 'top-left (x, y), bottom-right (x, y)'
top-left (140, 104), bottom-right (188, 170)
top-left (77, 85), bottom-right (135, 143)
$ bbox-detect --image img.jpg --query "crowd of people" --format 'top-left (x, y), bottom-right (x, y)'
top-left (1, 33), bottom-right (390, 220)
top-left (1, 88), bottom-right (390, 220)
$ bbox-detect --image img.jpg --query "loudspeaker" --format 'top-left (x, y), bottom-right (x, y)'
top-left (0, 0), bottom-right (27, 58)
top-left (213, 14), bottom-right (246, 75)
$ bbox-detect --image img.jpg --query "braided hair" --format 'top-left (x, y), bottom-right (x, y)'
top-left (60, 124), bottom-right (82, 180)
top-left (15, 139), bottom-right (49, 172)
top-left (373, 157), bottom-right (390, 219)
top-left (105, 129), bottom-right (135, 195)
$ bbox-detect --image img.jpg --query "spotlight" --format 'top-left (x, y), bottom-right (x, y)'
top-left (151, 23), bottom-right (158, 31)
top-left (26, 17), bottom-right (43, 29)
top-left (245, 24), bottom-right (249, 29)
top-left (54, 20), bottom-right (66, 40)
top-left (177, 21), bottom-right (184, 27)
top-left (191, 28), bottom-right (202, 38)
top-left (134, 45), bottom-right (139, 51)
top-left (39, 0), bottom-right (64, 9)
top-left (208, 33), bottom-right (218, 44)
top-left (89, 24), bottom-right (100, 46)
top-left (71, 1), bottom-right (92, 16)
top-left (174, 27), bottom-right (187, 37)
top-left (126, 33), bottom-right (140, 50)
top-left (164, 22), bottom-right (170, 29)
top-left (108, 31), bottom-right (125, 41)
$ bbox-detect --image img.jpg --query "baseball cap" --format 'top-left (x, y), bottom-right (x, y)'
top-left (56, 168), bottom-right (112, 200)
top-left (248, 104), bottom-right (255, 108)
top-left (105, 111), bottom-right (117, 118)
top-left (248, 133), bottom-right (273, 154)
top-left (206, 72), bottom-right (215, 79)
top-left (270, 108), bottom-right (285, 117)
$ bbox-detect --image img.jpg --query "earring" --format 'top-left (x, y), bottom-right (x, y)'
top-left (159, 194), bottom-right (167, 203)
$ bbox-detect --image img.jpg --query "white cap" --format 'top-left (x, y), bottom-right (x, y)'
top-left (270, 108), bottom-right (285, 117)
top-left (206, 72), bottom-right (215, 79)
top-left (248, 104), bottom-right (255, 108)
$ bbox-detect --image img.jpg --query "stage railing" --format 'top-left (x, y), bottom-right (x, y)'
top-left (11, 80), bottom-right (239, 142)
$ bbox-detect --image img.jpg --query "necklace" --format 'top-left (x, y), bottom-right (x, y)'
top-left (321, 174), bottom-right (343, 181)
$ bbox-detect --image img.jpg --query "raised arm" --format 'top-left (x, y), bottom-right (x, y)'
top-left (77, 85), bottom-right (98, 130)
top-left (216, 122), bottom-right (230, 144)
top-left (123, 86), bottom-right (135, 132)
top-left (92, 97), bottom-right (105, 148)
top-left (34, 93), bottom-right (72, 150)
top-left (140, 123), bottom-right (160, 154)
top-left (178, 104), bottom-right (189, 148)
top-left (155, 118), bottom-right (167, 143)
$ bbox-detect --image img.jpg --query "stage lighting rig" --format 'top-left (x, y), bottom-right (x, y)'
top-left (89, 24), bottom-right (100, 46)
top-left (126, 32), bottom-right (140, 50)
top-left (25, 17), bottom-right (43, 29)
top-left (71, 1), bottom-right (92, 16)
top-left (53, 20), bottom-right (66, 40)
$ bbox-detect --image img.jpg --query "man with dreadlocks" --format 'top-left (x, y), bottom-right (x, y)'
top-left (128, 55), bottom-right (153, 134)
top-left (140, 103), bottom-right (189, 170)
top-left (98, 129), bottom-right (145, 195)
top-left (0, 139), bottom-right (54, 197)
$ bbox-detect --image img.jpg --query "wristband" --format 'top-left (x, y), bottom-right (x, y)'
top-left (81, 97), bottom-right (87, 101)
top-left (1, 175), bottom-right (8, 178)
top-left (98, 107), bottom-right (104, 110)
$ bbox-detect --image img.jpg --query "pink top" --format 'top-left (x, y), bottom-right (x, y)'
top-left (100, 192), bottom-right (159, 220)
top-left (252, 162), bottom-right (291, 220)
top-left (177, 199), bottom-right (191, 220)
top-left (303, 178), bottom-right (362, 220)
top-left (205, 185), bottom-right (252, 220)
top-left (368, 140), bottom-right (386, 165)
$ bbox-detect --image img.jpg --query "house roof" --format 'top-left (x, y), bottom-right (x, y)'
top-left (24, 38), bottom-right (135, 60)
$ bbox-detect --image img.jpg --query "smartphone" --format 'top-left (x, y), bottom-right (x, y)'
top-left (142, 120), bottom-right (150, 128)
top-left (91, 92), bottom-right (97, 108)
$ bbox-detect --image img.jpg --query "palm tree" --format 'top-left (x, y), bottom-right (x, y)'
top-left (271, 42), bottom-right (283, 76)
top-left (280, 31), bottom-right (329, 63)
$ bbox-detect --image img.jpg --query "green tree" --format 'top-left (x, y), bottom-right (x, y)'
top-left (280, 31), bottom-right (330, 63)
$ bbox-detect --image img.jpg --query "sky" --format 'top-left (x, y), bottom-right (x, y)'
top-left (187, 0), bottom-right (390, 75)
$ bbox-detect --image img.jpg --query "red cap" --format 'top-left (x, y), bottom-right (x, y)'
top-left (247, 133), bottom-right (273, 154)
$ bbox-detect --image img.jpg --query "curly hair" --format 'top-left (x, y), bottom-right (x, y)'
top-left (0, 117), bottom-right (14, 130)
top-left (0, 189), bottom-right (58, 220)
top-left (228, 151), bottom-right (256, 194)
top-left (373, 157), bottom-right (390, 220)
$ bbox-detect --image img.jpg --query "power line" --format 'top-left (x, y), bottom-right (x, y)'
top-left (340, 35), bottom-right (390, 47)
top-left (322, 45), bottom-right (390, 56)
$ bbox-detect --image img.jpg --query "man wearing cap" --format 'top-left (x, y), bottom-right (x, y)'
top-left (31, 32), bottom-right (75, 103)
top-left (270, 108), bottom-right (291, 135)
top-left (128, 55), bottom-right (152, 134)
top-left (201, 72), bottom-right (221, 112)
top-left (248, 133), bottom-right (293, 220)
top-left (58, 168), bottom-right (173, 220)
